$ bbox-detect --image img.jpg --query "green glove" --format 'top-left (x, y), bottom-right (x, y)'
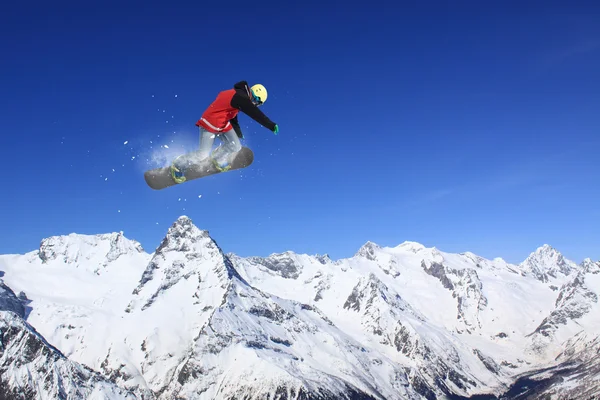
top-left (273, 124), bottom-right (279, 135)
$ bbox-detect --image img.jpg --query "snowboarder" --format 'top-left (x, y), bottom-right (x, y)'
top-left (170, 81), bottom-right (279, 183)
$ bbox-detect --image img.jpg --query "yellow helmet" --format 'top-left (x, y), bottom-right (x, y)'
top-left (250, 84), bottom-right (268, 105)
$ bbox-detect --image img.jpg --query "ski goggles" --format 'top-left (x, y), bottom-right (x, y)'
top-left (251, 91), bottom-right (263, 106)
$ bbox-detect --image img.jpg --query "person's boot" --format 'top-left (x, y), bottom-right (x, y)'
top-left (170, 156), bottom-right (187, 183)
top-left (211, 157), bottom-right (231, 172)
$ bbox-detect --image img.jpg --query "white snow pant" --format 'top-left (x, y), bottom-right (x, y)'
top-left (199, 126), bottom-right (242, 165)
top-left (174, 126), bottom-right (242, 169)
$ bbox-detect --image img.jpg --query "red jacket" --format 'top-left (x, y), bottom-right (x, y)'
top-left (196, 88), bottom-right (238, 133)
top-left (196, 81), bottom-right (276, 136)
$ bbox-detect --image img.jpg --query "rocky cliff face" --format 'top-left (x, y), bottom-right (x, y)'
top-left (0, 309), bottom-right (139, 400)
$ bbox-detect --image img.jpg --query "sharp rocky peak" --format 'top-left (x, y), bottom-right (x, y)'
top-left (343, 272), bottom-right (421, 320)
top-left (154, 215), bottom-right (212, 254)
top-left (534, 244), bottom-right (560, 256)
top-left (246, 251), bottom-right (303, 279)
top-left (0, 279), bottom-right (25, 318)
top-left (314, 253), bottom-right (332, 264)
top-left (581, 258), bottom-right (600, 274)
top-left (128, 216), bottom-right (244, 311)
top-left (356, 241), bottom-right (381, 261)
top-left (519, 244), bottom-right (577, 282)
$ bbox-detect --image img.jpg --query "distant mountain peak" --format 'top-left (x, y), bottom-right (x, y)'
top-left (581, 258), bottom-right (600, 274)
top-left (396, 241), bottom-right (426, 253)
top-left (520, 244), bottom-right (576, 282)
top-left (536, 244), bottom-right (559, 256)
top-left (315, 253), bottom-right (331, 264)
top-left (154, 215), bottom-right (211, 255)
top-left (167, 215), bottom-right (203, 236)
top-left (128, 216), bottom-right (238, 313)
top-left (356, 241), bottom-right (381, 261)
top-left (246, 252), bottom-right (303, 279)
top-left (37, 231), bottom-right (145, 266)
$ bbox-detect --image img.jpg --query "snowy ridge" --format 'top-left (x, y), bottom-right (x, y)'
top-left (420, 259), bottom-right (488, 334)
top-left (126, 216), bottom-right (232, 312)
top-left (162, 277), bottom-right (404, 399)
top-left (37, 231), bottom-right (145, 274)
top-left (499, 331), bottom-right (600, 399)
top-left (0, 279), bottom-right (25, 318)
top-left (0, 216), bottom-right (599, 399)
top-left (0, 310), bottom-right (138, 400)
top-left (340, 271), bottom-right (505, 398)
top-left (526, 259), bottom-right (600, 360)
top-left (230, 237), bottom-right (599, 398)
top-left (0, 230), bottom-right (154, 398)
top-left (582, 258), bottom-right (600, 274)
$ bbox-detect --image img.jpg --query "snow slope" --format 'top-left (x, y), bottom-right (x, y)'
top-left (0, 217), bottom-right (599, 399)
top-left (229, 241), bottom-right (600, 396)
top-left (0, 279), bottom-right (138, 400)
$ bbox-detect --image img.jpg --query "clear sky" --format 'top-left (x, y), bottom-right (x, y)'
top-left (1, 1), bottom-right (599, 264)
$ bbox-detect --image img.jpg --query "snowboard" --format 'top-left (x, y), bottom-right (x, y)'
top-left (144, 147), bottom-right (254, 190)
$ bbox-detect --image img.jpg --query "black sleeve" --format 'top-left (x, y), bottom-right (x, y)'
top-left (230, 93), bottom-right (277, 131)
top-left (230, 116), bottom-right (243, 138)
top-left (233, 80), bottom-right (249, 89)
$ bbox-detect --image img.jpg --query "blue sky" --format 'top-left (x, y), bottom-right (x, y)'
top-left (1, 1), bottom-right (599, 264)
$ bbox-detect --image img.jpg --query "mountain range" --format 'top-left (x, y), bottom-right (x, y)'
top-left (0, 216), bottom-right (598, 399)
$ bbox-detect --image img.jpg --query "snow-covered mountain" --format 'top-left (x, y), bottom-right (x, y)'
top-left (0, 216), bottom-right (598, 399)
top-left (518, 244), bottom-right (579, 283)
top-left (0, 280), bottom-right (139, 399)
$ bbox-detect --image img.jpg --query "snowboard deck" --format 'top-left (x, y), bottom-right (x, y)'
top-left (144, 147), bottom-right (254, 190)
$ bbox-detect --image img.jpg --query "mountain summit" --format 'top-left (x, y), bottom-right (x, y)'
top-left (519, 244), bottom-right (578, 282)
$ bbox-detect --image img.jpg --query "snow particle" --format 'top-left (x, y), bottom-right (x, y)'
top-left (198, 195), bottom-right (202, 198)
top-left (163, 145), bottom-right (169, 149)
top-left (124, 141), bottom-right (128, 145)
